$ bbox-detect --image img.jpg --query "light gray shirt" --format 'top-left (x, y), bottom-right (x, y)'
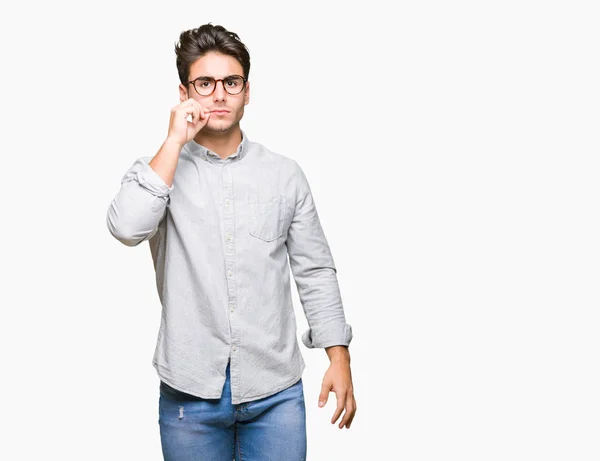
top-left (106, 129), bottom-right (353, 404)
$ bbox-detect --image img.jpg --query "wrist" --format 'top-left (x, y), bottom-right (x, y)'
top-left (326, 345), bottom-right (350, 364)
top-left (164, 136), bottom-right (184, 150)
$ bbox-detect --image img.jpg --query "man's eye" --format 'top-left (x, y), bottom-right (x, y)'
top-left (199, 81), bottom-right (211, 87)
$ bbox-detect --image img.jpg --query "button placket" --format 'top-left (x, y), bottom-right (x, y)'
top-left (222, 161), bottom-right (240, 401)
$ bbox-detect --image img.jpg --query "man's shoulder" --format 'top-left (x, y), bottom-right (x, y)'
top-left (248, 139), bottom-right (299, 170)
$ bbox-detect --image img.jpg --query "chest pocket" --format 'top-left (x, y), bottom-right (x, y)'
top-left (248, 194), bottom-right (287, 242)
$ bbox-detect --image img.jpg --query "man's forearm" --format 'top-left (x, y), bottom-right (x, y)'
top-left (148, 137), bottom-right (184, 188)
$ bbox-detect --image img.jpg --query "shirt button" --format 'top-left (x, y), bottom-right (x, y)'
top-left (232, 345), bottom-right (237, 351)
top-left (226, 234), bottom-right (232, 241)
top-left (225, 199), bottom-right (231, 206)
top-left (227, 270), bottom-right (233, 277)
top-left (230, 307), bottom-right (234, 313)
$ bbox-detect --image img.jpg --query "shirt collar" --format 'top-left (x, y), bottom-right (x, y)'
top-left (183, 129), bottom-right (249, 164)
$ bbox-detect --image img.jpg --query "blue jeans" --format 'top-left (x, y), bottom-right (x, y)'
top-left (158, 360), bottom-right (307, 461)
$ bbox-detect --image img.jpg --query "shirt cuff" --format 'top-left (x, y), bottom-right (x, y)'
top-left (302, 323), bottom-right (353, 349)
top-left (132, 158), bottom-right (174, 198)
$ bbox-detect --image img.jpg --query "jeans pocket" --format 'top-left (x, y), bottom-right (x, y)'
top-left (248, 194), bottom-right (286, 242)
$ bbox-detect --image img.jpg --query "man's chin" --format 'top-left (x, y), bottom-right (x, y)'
top-left (203, 121), bottom-right (233, 134)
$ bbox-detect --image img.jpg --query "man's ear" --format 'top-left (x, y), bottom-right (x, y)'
top-left (179, 84), bottom-right (188, 103)
top-left (244, 81), bottom-right (250, 106)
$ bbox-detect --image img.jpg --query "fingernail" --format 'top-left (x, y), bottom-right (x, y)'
top-left (318, 401), bottom-right (324, 407)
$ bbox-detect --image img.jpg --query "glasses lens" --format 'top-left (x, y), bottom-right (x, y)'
top-left (224, 76), bottom-right (244, 95)
top-left (195, 78), bottom-right (215, 96)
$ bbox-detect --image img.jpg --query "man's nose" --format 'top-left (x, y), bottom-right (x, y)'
top-left (213, 80), bottom-right (227, 101)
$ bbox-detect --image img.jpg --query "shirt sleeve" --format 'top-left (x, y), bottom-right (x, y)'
top-left (106, 156), bottom-right (174, 247)
top-left (285, 161), bottom-right (353, 349)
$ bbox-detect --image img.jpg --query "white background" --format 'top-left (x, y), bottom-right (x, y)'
top-left (1, 0), bottom-right (599, 459)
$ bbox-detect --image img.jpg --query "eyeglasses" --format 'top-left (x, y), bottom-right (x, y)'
top-left (187, 74), bottom-right (248, 96)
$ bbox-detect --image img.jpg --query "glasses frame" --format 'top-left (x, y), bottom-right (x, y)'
top-left (187, 74), bottom-right (248, 96)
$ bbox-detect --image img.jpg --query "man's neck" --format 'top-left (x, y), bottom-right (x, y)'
top-left (194, 126), bottom-right (242, 160)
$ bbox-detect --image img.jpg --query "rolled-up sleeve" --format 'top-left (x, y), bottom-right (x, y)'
top-left (286, 161), bottom-right (353, 349)
top-left (106, 156), bottom-right (174, 247)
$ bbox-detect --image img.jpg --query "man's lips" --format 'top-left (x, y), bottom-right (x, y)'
top-left (209, 109), bottom-right (229, 114)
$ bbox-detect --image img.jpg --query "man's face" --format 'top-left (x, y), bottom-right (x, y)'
top-left (179, 51), bottom-right (250, 134)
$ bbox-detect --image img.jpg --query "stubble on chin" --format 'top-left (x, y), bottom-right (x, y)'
top-left (204, 113), bottom-right (240, 134)
top-left (203, 122), bottom-right (232, 134)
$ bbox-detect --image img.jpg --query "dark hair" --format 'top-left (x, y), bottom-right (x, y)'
top-left (174, 23), bottom-right (251, 86)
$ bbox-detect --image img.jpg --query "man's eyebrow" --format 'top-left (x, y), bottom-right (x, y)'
top-left (192, 75), bottom-right (238, 80)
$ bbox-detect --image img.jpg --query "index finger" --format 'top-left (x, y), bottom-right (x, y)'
top-left (199, 105), bottom-right (211, 120)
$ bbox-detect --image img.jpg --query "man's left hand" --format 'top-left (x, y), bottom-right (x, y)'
top-left (318, 360), bottom-right (356, 429)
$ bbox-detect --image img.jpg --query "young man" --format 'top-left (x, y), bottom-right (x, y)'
top-left (106, 23), bottom-right (356, 460)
